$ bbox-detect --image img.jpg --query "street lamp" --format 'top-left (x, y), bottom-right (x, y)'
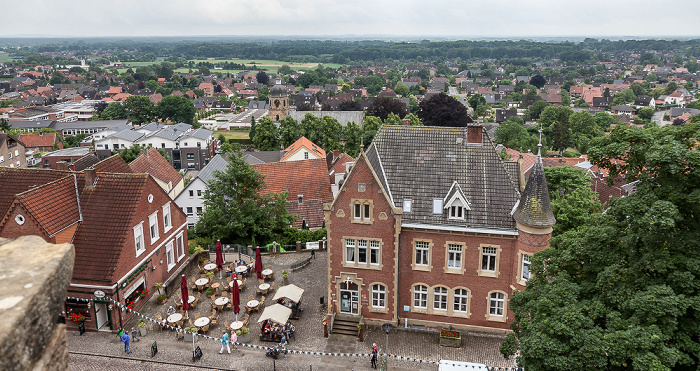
top-left (381, 323), bottom-right (393, 369)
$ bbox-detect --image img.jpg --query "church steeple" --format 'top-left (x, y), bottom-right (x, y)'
top-left (512, 125), bottom-right (555, 231)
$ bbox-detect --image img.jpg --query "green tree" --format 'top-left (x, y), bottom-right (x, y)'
top-left (100, 102), bottom-right (127, 120)
top-left (528, 100), bottom-right (549, 120)
top-left (665, 81), bottom-right (678, 95)
top-left (145, 80), bottom-right (159, 91)
top-left (252, 117), bottom-right (280, 151)
top-left (156, 95), bottom-right (196, 124)
top-left (502, 122), bottom-right (700, 370)
top-left (278, 116), bottom-right (301, 148)
top-left (394, 82), bottom-right (409, 97)
top-left (637, 106), bottom-right (655, 121)
top-left (342, 121), bottom-right (362, 157)
top-left (539, 106), bottom-right (573, 153)
top-left (119, 144), bottom-right (143, 163)
top-left (249, 116), bottom-right (257, 141)
top-left (0, 118), bottom-right (11, 132)
top-left (404, 113), bottom-right (422, 126)
top-left (196, 152), bottom-right (297, 244)
top-left (123, 95), bottom-right (155, 125)
top-left (300, 114), bottom-right (323, 146)
top-left (320, 116), bottom-right (343, 151)
top-left (367, 97), bottom-right (407, 121)
top-left (467, 94), bottom-right (486, 110)
top-left (494, 117), bottom-right (533, 152)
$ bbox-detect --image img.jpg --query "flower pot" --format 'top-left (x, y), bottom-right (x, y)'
top-left (139, 327), bottom-right (147, 337)
top-left (184, 332), bottom-right (197, 343)
top-left (439, 336), bottom-right (461, 348)
top-left (283, 277), bottom-right (289, 286)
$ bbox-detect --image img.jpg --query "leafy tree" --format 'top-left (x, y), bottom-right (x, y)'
top-left (343, 121), bottom-right (362, 157)
top-left (495, 117), bottom-right (534, 152)
top-left (362, 116), bottom-right (383, 132)
top-left (145, 80), bottom-right (159, 91)
top-left (544, 166), bottom-right (602, 235)
top-left (300, 113), bottom-right (323, 146)
top-left (278, 116), bottom-right (301, 148)
top-left (197, 152), bottom-right (297, 244)
top-left (665, 81), bottom-right (678, 95)
top-left (278, 65), bottom-right (293, 75)
top-left (100, 102), bottom-right (127, 120)
top-left (367, 97), bottom-right (407, 121)
top-left (467, 94), bottom-right (486, 110)
top-left (529, 74), bottom-right (546, 89)
top-left (119, 144), bottom-right (143, 163)
top-left (338, 100), bottom-right (361, 111)
top-left (503, 122), bottom-right (700, 370)
top-left (68, 66), bottom-right (85, 73)
top-left (0, 118), bottom-right (11, 132)
top-left (62, 134), bottom-right (88, 148)
top-left (393, 82), bottom-right (409, 97)
top-left (528, 100), bottom-right (549, 120)
top-left (252, 117), bottom-right (280, 151)
top-left (574, 98), bottom-right (589, 107)
top-left (123, 95), bottom-right (155, 125)
top-left (156, 95), bottom-right (195, 124)
top-left (249, 116), bottom-right (257, 141)
top-left (404, 113), bottom-right (422, 126)
top-left (637, 106), bottom-right (655, 121)
top-left (384, 112), bottom-right (402, 126)
top-left (417, 93), bottom-right (472, 127)
top-left (522, 86), bottom-right (543, 107)
top-left (539, 106), bottom-right (573, 152)
top-left (320, 116), bottom-right (343, 151)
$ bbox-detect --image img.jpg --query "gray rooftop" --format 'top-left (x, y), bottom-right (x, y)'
top-left (139, 122), bottom-right (165, 132)
top-left (366, 125), bottom-right (521, 230)
top-left (108, 129), bottom-right (145, 142)
top-left (8, 120), bottom-right (55, 130)
top-left (53, 120), bottom-right (128, 131)
top-left (197, 154), bottom-right (230, 184)
top-left (43, 147), bottom-right (91, 158)
top-left (513, 155), bottom-right (556, 228)
top-left (182, 128), bottom-right (212, 141)
top-left (242, 150), bottom-right (283, 165)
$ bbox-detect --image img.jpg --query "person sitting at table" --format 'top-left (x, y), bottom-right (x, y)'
top-left (291, 302), bottom-right (298, 311)
top-left (238, 260), bottom-right (246, 267)
top-left (263, 323), bottom-right (271, 335)
top-left (167, 306), bottom-right (176, 316)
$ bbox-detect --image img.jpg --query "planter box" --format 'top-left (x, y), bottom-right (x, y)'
top-left (184, 332), bottom-right (198, 343)
top-left (237, 333), bottom-right (251, 343)
top-left (439, 336), bottom-right (461, 348)
top-left (139, 327), bottom-right (147, 337)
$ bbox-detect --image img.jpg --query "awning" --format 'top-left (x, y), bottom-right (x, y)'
top-left (257, 304), bottom-right (292, 326)
top-left (272, 284), bottom-right (304, 303)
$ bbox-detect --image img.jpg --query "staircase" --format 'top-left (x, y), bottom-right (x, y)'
top-left (331, 314), bottom-right (360, 337)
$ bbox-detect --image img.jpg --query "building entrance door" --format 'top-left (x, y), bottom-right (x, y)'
top-left (339, 282), bottom-right (359, 315)
top-left (94, 302), bottom-right (111, 330)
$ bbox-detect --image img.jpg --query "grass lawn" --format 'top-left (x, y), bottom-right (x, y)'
top-left (0, 54), bottom-right (13, 63)
top-left (214, 130), bottom-right (249, 140)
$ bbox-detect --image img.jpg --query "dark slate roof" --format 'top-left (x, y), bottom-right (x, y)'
top-left (366, 125), bottom-right (520, 229)
top-left (242, 150), bottom-right (283, 165)
top-left (72, 153), bottom-right (100, 171)
top-left (197, 154), bottom-right (230, 184)
top-left (512, 155), bottom-right (556, 227)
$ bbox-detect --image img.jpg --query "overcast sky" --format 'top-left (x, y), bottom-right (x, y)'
top-left (2, 0), bottom-right (699, 38)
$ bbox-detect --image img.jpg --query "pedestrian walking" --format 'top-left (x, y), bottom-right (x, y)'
top-left (370, 343), bottom-right (378, 369)
top-left (130, 327), bottom-right (140, 342)
top-left (220, 330), bottom-right (231, 354)
top-left (230, 330), bottom-right (238, 350)
top-left (121, 330), bottom-right (131, 354)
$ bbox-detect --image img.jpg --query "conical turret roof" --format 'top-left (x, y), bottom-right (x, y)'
top-left (513, 130), bottom-right (555, 228)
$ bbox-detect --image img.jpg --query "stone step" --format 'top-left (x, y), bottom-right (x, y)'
top-left (331, 328), bottom-right (359, 336)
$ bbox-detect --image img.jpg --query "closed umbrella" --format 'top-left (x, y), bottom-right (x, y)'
top-left (231, 274), bottom-right (240, 321)
top-left (180, 274), bottom-right (189, 317)
top-left (215, 239), bottom-right (224, 279)
top-left (255, 246), bottom-right (263, 280)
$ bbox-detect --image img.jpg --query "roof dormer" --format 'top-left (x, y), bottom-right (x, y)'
top-left (443, 181), bottom-right (471, 221)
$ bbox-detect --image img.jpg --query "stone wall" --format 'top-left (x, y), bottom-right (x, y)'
top-left (0, 236), bottom-right (75, 371)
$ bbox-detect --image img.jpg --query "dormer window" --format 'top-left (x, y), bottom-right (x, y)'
top-left (448, 198), bottom-right (465, 220)
top-left (443, 181), bottom-right (470, 221)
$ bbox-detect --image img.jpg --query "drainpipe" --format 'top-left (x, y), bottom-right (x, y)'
top-left (115, 285), bottom-right (123, 331)
top-left (396, 236), bottom-right (402, 328)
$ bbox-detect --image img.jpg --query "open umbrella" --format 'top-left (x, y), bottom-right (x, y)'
top-left (215, 239), bottom-right (224, 279)
top-left (231, 274), bottom-right (240, 321)
top-left (180, 274), bottom-right (189, 317)
top-left (255, 246), bottom-right (263, 280)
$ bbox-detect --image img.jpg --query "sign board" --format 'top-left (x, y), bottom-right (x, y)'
top-left (94, 290), bottom-right (105, 298)
top-left (151, 341), bottom-right (158, 358)
top-left (78, 321), bottom-right (85, 336)
top-left (403, 305), bottom-right (410, 312)
top-left (306, 241), bottom-right (320, 250)
top-left (193, 346), bottom-right (203, 360)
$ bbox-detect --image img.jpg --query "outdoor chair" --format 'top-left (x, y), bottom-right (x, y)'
top-left (211, 316), bottom-right (218, 326)
top-left (194, 312), bottom-right (201, 320)
top-left (269, 282), bottom-right (275, 291)
top-left (224, 321), bottom-right (230, 331)
top-left (225, 302), bottom-right (232, 310)
top-left (248, 295), bottom-right (254, 301)
top-left (267, 265), bottom-right (272, 270)
top-left (201, 324), bottom-right (209, 334)
top-left (189, 319), bottom-right (195, 328)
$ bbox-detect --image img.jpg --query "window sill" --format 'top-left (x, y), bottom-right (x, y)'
top-left (411, 307), bottom-right (428, 314)
top-left (477, 270), bottom-right (498, 278)
top-left (444, 267), bottom-right (464, 275)
top-left (486, 314), bottom-right (507, 323)
top-left (517, 279), bottom-right (527, 287)
top-left (451, 311), bottom-right (470, 319)
top-left (164, 226), bottom-right (172, 233)
top-left (351, 219), bottom-right (373, 225)
top-left (167, 263), bottom-right (176, 272)
top-left (411, 264), bottom-right (431, 272)
top-left (135, 249), bottom-right (146, 258)
top-left (431, 309), bottom-right (448, 316)
top-left (177, 254), bottom-right (185, 262)
top-left (369, 307), bottom-right (389, 314)
top-left (150, 236), bottom-right (160, 245)
top-left (342, 262), bottom-right (382, 270)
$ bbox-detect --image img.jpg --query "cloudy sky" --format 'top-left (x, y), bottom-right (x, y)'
top-left (2, 0), bottom-right (699, 38)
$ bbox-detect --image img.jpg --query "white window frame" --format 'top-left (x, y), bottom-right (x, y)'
top-left (176, 232), bottom-right (185, 261)
top-left (369, 240), bottom-right (380, 265)
top-left (414, 241), bottom-right (429, 266)
top-left (162, 202), bottom-right (172, 232)
top-left (165, 241), bottom-right (175, 271)
top-left (345, 239), bottom-right (356, 263)
top-left (521, 254), bottom-right (531, 281)
top-left (447, 244), bottom-right (462, 270)
top-left (454, 288), bottom-right (469, 313)
top-left (413, 285), bottom-right (428, 309)
top-left (357, 240), bottom-right (368, 264)
top-left (433, 287), bottom-right (448, 311)
top-left (402, 199), bottom-right (412, 213)
top-left (481, 246), bottom-right (497, 272)
top-left (371, 284), bottom-right (386, 309)
top-left (353, 203), bottom-right (361, 220)
top-left (148, 211), bottom-right (159, 244)
top-left (432, 198), bottom-right (443, 214)
top-left (489, 292), bottom-right (505, 317)
top-left (133, 222), bottom-right (145, 257)
top-left (186, 207), bottom-right (193, 216)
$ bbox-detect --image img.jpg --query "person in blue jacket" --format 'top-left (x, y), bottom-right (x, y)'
top-left (121, 330), bottom-right (131, 354)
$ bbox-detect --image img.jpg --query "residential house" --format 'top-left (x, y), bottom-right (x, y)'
top-left (41, 147), bottom-right (91, 169)
top-left (129, 147), bottom-right (185, 199)
top-left (592, 97), bottom-right (613, 109)
top-left (0, 134), bottom-right (27, 168)
top-left (281, 136), bottom-right (326, 162)
top-left (610, 105), bottom-right (637, 116)
top-left (175, 154), bottom-right (229, 228)
top-left (326, 150), bottom-right (355, 198)
top-left (0, 164), bottom-right (189, 332)
top-left (325, 125), bottom-right (555, 332)
top-left (17, 131), bottom-right (62, 152)
top-left (634, 96), bottom-right (655, 108)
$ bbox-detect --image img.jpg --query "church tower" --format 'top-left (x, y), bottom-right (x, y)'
top-left (268, 85), bottom-right (289, 122)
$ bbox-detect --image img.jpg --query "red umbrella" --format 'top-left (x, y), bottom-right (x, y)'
top-left (231, 275), bottom-right (240, 321)
top-left (255, 246), bottom-right (263, 280)
top-left (180, 274), bottom-right (189, 312)
top-left (215, 239), bottom-right (224, 272)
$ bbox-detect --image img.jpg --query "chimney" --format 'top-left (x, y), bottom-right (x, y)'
top-left (333, 150), bottom-right (339, 160)
top-left (55, 161), bottom-right (69, 171)
top-left (466, 125), bottom-right (483, 145)
top-left (85, 168), bottom-right (96, 188)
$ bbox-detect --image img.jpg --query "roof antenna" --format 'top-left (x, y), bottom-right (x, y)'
top-left (537, 123), bottom-right (543, 157)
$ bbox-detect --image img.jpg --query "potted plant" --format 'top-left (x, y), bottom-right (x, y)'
top-left (67, 312), bottom-right (86, 322)
top-left (439, 328), bottom-right (462, 348)
top-left (357, 322), bottom-right (365, 342)
top-left (206, 271), bottom-right (214, 280)
top-left (282, 270), bottom-right (289, 285)
top-left (183, 327), bottom-right (198, 343)
top-left (138, 318), bottom-right (147, 336)
top-left (206, 287), bottom-right (215, 297)
top-left (236, 327), bottom-right (251, 343)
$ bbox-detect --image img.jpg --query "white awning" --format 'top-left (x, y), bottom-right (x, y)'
top-left (272, 284), bottom-right (304, 303)
top-left (257, 304), bottom-right (292, 326)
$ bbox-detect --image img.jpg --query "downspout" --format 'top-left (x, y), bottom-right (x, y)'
top-left (115, 285), bottom-right (123, 331)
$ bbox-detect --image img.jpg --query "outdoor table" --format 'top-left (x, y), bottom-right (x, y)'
top-left (195, 278), bottom-right (209, 287)
top-left (247, 299), bottom-right (259, 308)
top-left (167, 313), bottom-right (183, 323)
top-left (259, 283), bottom-right (270, 294)
top-left (215, 297), bottom-right (229, 306)
top-left (229, 280), bottom-right (244, 289)
top-left (230, 321), bottom-right (244, 330)
top-left (235, 266), bottom-right (247, 274)
top-left (204, 263), bottom-right (217, 271)
top-left (211, 282), bottom-right (221, 294)
top-left (262, 269), bottom-right (273, 278)
top-left (181, 295), bottom-right (195, 304)
top-left (194, 317), bottom-right (210, 328)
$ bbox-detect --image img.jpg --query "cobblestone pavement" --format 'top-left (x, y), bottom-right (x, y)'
top-left (69, 250), bottom-right (515, 370)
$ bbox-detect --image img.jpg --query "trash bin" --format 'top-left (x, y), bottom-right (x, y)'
top-left (320, 296), bottom-right (324, 305)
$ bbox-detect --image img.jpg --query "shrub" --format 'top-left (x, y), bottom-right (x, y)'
top-left (562, 150), bottom-right (581, 158)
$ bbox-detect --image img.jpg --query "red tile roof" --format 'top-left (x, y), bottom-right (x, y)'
top-left (129, 147), bottom-right (182, 188)
top-left (253, 158), bottom-right (333, 203)
top-left (0, 167), bottom-right (71, 214)
top-left (286, 199), bottom-right (325, 228)
top-left (107, 86), bottom-right (122, 95)
top-left (15, 175), bottom-right (81, 237)
top-left (280, 136), bottom-right (326, 162)
top-left (93, 154), bottom-right (134, 174)
top-left (17, 132), bottom-right (59, 149)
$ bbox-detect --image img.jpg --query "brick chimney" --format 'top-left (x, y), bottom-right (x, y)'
top-left (55, 161), bottom-right (69, 171)
top-left (466, 125), bottom-right (483, 145)
top-left (84, 168), bottom-right (96, 188)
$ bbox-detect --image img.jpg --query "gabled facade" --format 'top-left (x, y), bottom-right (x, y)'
top-left (280, 136), bottom-right (326, 162)
top-left (325, 125), bottom-right (555, 333)
top-left (0, 133), bottom-right (27, 168)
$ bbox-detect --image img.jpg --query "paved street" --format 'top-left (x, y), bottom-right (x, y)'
top-left (69, 250), bottom-right (515, 370)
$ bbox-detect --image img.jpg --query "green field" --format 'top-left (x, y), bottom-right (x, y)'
top-left (0, 54), bottom-right (14, 63)
top-left (214, 130), bottom-right (249, 140)
top-left (121, 58), bottom-right (341, 74)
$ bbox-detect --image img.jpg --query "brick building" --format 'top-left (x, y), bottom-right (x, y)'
top-left (0, 156), bottom-right (189, 332)
top-left (324, 125), bottom-right (555, 333)
top-left (0, 133), bottom-right (27, 168)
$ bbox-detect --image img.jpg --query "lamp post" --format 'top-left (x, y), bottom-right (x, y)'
top-left (381, 323), bottom-right (393, 370)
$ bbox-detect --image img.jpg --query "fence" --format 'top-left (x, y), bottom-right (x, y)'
top-left (290, 255), bottom-right (313, 271)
